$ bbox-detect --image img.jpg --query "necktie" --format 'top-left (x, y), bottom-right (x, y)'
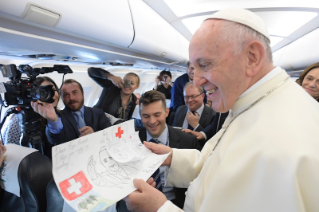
top-left (149, 138), bottom-right (163, 191)
top-left (188, 111), bottom-right (196, 130)
top-left (74, 111), bottom-right (86, 129)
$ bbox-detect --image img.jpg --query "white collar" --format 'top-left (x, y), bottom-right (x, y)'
top-left (146, 124), bottom-right (168, 145)
top-left (239, 66), bottom-right (282, 99)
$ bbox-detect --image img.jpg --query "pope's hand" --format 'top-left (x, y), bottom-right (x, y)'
top-left (31, 102), bottom-right (58, 122)
top-left (143, 141), bottom-right (173, 166)
top-left (125, 179), bottom-right (167, 212)
top-left (146, 177), bottom-right (156, 188)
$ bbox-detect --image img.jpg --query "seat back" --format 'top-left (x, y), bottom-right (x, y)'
top-left (0, 151), bottom-right (53, 212)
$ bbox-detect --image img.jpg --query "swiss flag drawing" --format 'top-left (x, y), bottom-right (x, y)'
top-left (59, 171), bottom-right (93, 201)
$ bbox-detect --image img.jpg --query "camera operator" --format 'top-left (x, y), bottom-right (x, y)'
top-left (88, 67), bottom-right (140, 122)
top-left (154, 70), bottom-right (173, 99)
top-left (1, 76), bottom-right (60, 159)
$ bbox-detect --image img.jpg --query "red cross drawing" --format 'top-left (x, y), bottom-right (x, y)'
top-left (115, 127), bottom-right (124, 138)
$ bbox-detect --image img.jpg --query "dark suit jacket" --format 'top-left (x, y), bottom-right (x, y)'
top-left (173, 104), bottom-right (215, 131)
top-left (202, 111), bottom-right (229, 140)
top-left (46, 106), bottom-right (111, 145)
top-left (169, 73), bottom-right (207, 112)
top-left (88, 67), bottom-right (137, 120)
top-left (139, 126), bottom-right (201, 209)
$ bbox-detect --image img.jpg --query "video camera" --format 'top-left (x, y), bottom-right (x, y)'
top-left (0, 64), bottom-right (73, 107)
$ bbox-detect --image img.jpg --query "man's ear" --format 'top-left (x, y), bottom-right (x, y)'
top-left (165, 107), bottom-right (169, 118)
top-left (245, 41), bottom-right (265, 77)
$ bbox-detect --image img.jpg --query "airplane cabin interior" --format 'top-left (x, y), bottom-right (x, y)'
top-left (1, 0), bottom-right (319, 211)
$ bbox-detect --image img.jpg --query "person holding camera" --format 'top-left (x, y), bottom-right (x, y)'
top-left (154, 70), bottom-right (173, 99)
top-left (1, 76), bottom-right (60, 159)
top-left (88, 67), bottom-right (140, 121)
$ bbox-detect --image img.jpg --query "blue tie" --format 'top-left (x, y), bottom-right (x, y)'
top-left (149, 138), bottom-right (163, 191)
top-left (74, 111), bottom-right (86, 129)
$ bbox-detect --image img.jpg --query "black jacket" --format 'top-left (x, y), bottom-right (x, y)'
top-left (46, 106), bottom-right (111, 145)
top-left (88, 67), bottom-right (137, 120)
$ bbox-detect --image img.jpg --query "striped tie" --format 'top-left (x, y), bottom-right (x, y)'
top-left (149, 138), bottom-right (163, 191)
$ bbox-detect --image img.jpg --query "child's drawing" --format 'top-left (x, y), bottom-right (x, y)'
top-left (87, 146), bottom-right (137, 188)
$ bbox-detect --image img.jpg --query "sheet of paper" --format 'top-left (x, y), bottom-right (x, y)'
top-left (52, 119), bottom-right (169, 212)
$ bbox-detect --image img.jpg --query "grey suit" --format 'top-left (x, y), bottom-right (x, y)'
top-left (173, 104), bottom-right (215, 132)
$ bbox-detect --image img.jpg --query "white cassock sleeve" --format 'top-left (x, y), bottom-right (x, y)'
top-left (165, 148), bottom-right (204, 188)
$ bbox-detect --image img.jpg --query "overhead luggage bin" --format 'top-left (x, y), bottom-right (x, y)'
top-left (273, 28), bottom-right (319, 70)
top-left (0, 0), bottom-right (134, 48)
top-left (128, 0), bottom-right (189, 64)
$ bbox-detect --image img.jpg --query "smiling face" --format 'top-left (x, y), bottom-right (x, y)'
top-left (189, 20), bottom-right (249, 112)
top-left (61, 82), bottom-right (84, 111)
top-left (184, 85), bottom-right (204, 112)
top-left (121, 74), bottom-right (139, 95)
top-left (302, 67), bottom-right (319, 100)
top-left (140, 100), bottom-right (169, 138)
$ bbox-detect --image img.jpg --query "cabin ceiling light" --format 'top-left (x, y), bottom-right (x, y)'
top-left (22, 4), bottom-right (61, 27)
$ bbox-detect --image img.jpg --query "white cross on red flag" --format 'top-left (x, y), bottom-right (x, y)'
top-left (59, 171), bottom-right (93, 201)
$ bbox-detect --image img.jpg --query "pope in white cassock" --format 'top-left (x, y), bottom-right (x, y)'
top-left (125, 8), bottom-right (319, 212)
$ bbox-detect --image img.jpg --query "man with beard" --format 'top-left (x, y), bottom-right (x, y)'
top-left (32, 79), bottom-right (111, 145)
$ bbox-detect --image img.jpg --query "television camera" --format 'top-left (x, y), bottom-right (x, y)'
top-left (0, 64), bottom-right (73, 153)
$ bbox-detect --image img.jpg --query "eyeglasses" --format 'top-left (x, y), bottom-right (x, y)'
top-left (184, 93), bottom-right (203, 100)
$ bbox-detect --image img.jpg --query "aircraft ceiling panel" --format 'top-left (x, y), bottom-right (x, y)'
top-left (128, 0), bottom-right (189, 63)
top-left (0, 0), bottom-right (134, 47)
top-left (161, 0), bottom-right (319, 17)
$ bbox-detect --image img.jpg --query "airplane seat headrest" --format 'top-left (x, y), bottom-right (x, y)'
top-left (0, 151), bottom-right (53, 212)
top-left (18, 151), bottom-right (53, 212)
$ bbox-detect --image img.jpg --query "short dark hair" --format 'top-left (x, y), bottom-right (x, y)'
top-left (139, 90), bottom-right (166, 110)
top-left (62, 79), bottom-right (84, 93)
top-left (187, 61), bottom-right (191, 68)
top-left (159, 70), bottom-right (172, 79)
top-left (298, 62), bottom-right (319, 85)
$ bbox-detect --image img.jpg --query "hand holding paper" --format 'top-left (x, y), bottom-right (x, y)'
top-left (143, 141), bottom-right (173, 167)
top-left (125, 179), bottom-right (167, 212)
